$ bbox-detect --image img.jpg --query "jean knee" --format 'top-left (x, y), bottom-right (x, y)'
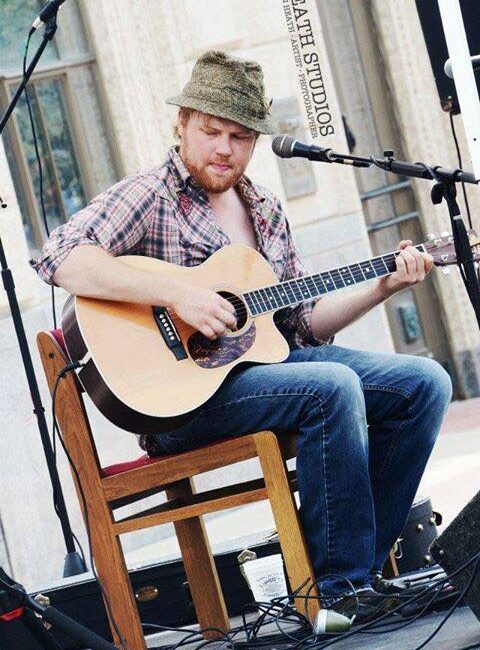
top-left (311, 364), bottom-right (366, 424)
top-left (416, 357), bottom-right (453, 407)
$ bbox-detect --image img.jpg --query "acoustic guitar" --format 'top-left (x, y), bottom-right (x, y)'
top-left (62, 232), bottom-right (479, 434)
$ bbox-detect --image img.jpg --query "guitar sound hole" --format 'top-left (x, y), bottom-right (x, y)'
top-left (218, 291), bottom-right (248, 331)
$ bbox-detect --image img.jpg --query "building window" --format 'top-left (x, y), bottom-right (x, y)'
top-left (0, 0), bottom-right (119, 255)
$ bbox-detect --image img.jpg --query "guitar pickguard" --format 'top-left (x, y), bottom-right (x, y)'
top-left (187, 322), bottom-right (256, 368)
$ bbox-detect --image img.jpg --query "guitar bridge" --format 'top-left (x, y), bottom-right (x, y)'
top-left (152, 307), bottom-right (188, 361)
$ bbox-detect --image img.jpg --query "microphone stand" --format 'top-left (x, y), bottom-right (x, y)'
top-left (0, 14), bottom-right (86, 576)
top-left (307, 145), bottom-right (480, 329)
top-left (0, 568), bottom-right (115, 649)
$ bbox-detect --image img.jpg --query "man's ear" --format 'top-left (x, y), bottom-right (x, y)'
top-left (177, 110), bottom-right (185, 137)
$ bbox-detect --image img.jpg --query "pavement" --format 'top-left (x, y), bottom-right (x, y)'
top-left (417, 396), bottom-right (480, 528)
top-left (126, 397), bottom-right (480, 566)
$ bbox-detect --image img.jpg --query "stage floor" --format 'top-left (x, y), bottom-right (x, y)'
top-left (145, 606), bottom-right (480, 650)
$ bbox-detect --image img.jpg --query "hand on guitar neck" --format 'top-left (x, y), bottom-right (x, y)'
top-left (309, 240), bottom-right (434, 342)
top-left (375, 240), bottom-right (434, 300)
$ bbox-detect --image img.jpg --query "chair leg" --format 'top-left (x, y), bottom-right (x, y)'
top-left (254, 432), bottom-right (320, 620)
top-left (90, 525), bottom-right (147, 649)
top-left (166, 479), bottom-right (230, 638)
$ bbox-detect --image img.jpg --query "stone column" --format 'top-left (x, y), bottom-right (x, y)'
top-left (371, 0), bottom-right (480, 395)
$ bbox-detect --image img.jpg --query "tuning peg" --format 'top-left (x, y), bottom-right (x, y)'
top-left (427, 233), bottom-right (436, 241)
top-left (441, 267), bottom-right (451, 275)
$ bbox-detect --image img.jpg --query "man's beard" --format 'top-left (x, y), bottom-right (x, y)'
top-left (180, 148), bottom-right (245, 193)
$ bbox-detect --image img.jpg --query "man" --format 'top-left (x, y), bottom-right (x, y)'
top-left (34, 51), bottom-right (452, 622)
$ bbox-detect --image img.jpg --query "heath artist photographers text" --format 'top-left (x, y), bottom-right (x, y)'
top-left (282, 0), bottom-right (336, 139)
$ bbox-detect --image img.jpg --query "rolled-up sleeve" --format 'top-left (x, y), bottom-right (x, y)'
top-left (31, 175), bottom-right (159, 285)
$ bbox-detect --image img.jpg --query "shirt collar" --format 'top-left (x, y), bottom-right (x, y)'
top-left (167, 146), bottom-right (266, 206)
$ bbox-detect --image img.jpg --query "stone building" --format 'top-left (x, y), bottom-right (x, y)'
top-left (0, 0), bottom-right (479, 587)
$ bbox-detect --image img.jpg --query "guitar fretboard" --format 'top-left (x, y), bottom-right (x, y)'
top-left (243, 245), bottom-right (426, 316)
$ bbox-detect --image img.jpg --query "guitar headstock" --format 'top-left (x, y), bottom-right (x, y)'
top-left (424, 230), bottom-right (480, 267)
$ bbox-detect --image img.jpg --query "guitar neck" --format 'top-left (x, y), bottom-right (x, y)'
top-left (243, 245), bottom-right (426, 316)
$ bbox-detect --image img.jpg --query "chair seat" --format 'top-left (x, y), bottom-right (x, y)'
top-left (101, 436), bottom-right (234, 477)
top-left (101, 453), bottom-right (161, 477)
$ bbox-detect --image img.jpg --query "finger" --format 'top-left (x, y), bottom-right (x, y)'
top-left (219, 296), bottom-right (236, 313)
top-left (398, 250), bottom-right (418, 276)
top-left (214, 305), bottom-right (237, 328)
top-left (222, 309), bottom-right (238, 328)
top-left (408, 246), bottom-right (433, 276)
top-left (424, 253), bottom-right (434, 272)
top-left (395, 252), bottom-right (408, 278)
top-left (201, 324), bottom-right (217, 340)
top-left (210, 319), bottom-right (228, 337)
top-left (398, 240), bottom-right (413, 250)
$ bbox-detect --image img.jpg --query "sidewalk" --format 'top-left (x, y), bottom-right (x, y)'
top-left (418, 396), bottom-right (480, 529)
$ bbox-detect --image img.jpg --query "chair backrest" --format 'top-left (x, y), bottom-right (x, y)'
top-left (36, 331), bottom-right (103, 481)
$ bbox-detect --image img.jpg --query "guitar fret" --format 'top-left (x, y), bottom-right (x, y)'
top-left (253, 289), bottom-right (268, 312)
top-left (329, 269), bottom-right (346, 289)
top-left (312, 274), bottom-right (327, 294)
top-left (322, 271), bottom-right (336, 291)
top-left (266, 285), bottom-right (281, 309)
top-left (258, 288), bottom-right (273, 311)
top-left (288, 280), bottom-right (302, 303)
top-left (248, 291), bottom-right (262, 315)
top-left (371, 257), bottom-right (388, 276)
top-left (283, 281), bottom-right (299, 304)
top-left (244, 293), bottom-right (258, 316)
top-left (339, 265), bottom-right (357, 286)
top-left (305, 276), bottom-right (321, 298)
top-left (296, 277), bottom-right (314, 300)
top-left (352, 262), bottom-right (366, 282)
top-left (276, 284), bottom-right (290, 307)
top-left (383, 254), bottom-right (397, 273)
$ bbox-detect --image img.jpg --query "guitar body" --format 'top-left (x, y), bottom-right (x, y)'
top-left (62, 245), bottom-right (290, 434)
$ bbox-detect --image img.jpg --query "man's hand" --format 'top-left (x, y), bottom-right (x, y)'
top-left (171, 283), bottom-right (237, 340)
top-left (377, 240), bottom-right (434, 299)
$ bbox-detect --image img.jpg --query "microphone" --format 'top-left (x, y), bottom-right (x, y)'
top-left (272, 134), bottom-right (334, 162)
top-left (32, 0), bottom-right (68, 30)
top-left (313, 608), bottom-right (353, 635)
top-left (272, 134), bottom-right (370, 168)
top-left (444, 54), bottom-right (480, 79)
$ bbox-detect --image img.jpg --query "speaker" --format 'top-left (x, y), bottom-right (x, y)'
top-left (415, 0), bottom-right (480, 113)
top-left (430, 489), bottom-right (480, 621)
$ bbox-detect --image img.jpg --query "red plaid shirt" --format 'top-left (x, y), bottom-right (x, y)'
top-left (33, 147), bottom-right (323, 350)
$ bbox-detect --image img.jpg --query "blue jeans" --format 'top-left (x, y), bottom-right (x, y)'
top-left (151, 345), bottom-right (452, 594)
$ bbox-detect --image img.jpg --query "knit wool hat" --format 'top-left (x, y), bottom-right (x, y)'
top-left (166, 50), bottom-right (275, 134)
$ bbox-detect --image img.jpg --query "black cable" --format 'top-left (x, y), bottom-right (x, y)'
top-left (299, 550), bottom-right (480, 650)
top-left (411, 554), bottom-right (480, 650)
top-left (449, 111), bottom-right (480, 290)
top-left (449, 111), bottom-right (473, 230)
top-left (51, 365), bottom-right (129, 650)
top-left (22, 28), bottom-right (57, 328)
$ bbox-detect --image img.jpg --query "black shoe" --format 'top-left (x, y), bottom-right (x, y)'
top-left (327, 587), bottom-right (401, 625)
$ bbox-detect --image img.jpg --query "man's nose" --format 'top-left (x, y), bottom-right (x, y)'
top-left (215, 135), bottom-right (233, 156)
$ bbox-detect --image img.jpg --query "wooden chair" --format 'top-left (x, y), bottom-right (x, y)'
top-left (37, 330), bottom-right (319, 649)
